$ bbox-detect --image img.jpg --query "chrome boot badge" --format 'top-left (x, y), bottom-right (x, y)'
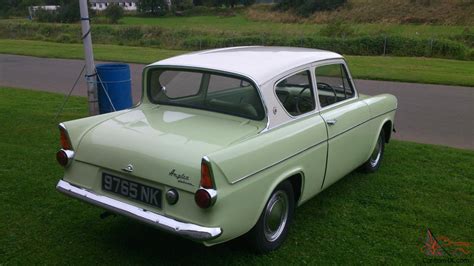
top-left (122, 164), bottom-right (134, 173)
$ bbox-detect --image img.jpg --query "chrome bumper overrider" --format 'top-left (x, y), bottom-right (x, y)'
top-left (56, 180), bottom-right (222, 241)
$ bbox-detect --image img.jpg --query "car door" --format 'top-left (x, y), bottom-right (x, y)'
top-left (313, 60), bottom-right (371, 190)
top-left (271, 69), bottom-right (329, 198)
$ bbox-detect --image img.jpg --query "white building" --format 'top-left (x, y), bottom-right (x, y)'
top-left (28, 5), bottom-right (60, 18)
top-left (90, 0), bottom-right (138, 11)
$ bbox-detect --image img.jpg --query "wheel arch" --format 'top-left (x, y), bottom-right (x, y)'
top-left (382, 120), bottom-right (393, 143)
top-left (246, 168), bottom-right (305, 234)
top-left (365, 118), bottom-right (393, 163)
top-left (268, 168), bottom-right (305, 207)
top-left (287, 172), bottom-right (304, 206)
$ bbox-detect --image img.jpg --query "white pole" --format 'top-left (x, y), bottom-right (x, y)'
top-left (79, 0), bottom-right (99, 115)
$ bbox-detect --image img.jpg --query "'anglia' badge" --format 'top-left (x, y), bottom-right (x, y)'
top-left (169, 169), bottom-right (194, 186)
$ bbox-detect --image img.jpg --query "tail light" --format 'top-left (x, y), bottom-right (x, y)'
top-left (195, 157), bottom-right (217, 209)
top-left (57, 123), bottom-right (74, 167)
top-left (59, 123), bottom-right (73, 150)
top-left (195, 189), bottom-right (217, 209)
top-left (56, 149), bottom-right (75, 167)
top-left (200, 159), bottom-right (214, 189)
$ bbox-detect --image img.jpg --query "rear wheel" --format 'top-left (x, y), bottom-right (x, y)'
top-left (248, 181), bottom-right (295, 253)
top-left (361, 130), bottom-right (385, 173)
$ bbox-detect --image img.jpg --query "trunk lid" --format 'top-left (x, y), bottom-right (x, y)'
top-left (75, 105), bottom-right (263, 192)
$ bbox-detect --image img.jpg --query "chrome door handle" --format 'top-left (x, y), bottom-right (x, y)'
top-left (326, 119), bottom-right (337, 126)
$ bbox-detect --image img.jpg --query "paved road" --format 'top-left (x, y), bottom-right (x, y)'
top-left (1, 54), bottom-right (473, 150)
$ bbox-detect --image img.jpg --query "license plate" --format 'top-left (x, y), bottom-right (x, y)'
top-left (102, 173), bottom-right (162, 208)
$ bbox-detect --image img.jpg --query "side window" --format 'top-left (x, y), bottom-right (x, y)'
top-left (275, 70), bottom-right (315, 116)
top-left (315, 64), bottom-right (355, 108)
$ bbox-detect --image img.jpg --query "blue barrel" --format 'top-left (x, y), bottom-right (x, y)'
top-left (96, 63), bottom-right (132, 114)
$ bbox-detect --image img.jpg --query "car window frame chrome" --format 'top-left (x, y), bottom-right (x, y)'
top-left (311, 59), bottom-right (359, 113)
top-left (271, 67), bottom-right (319, 121)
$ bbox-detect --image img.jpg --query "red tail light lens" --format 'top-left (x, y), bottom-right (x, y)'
top-left (195, 189), bottom-right (212, 209)
top-left (59, 124), bottom-right (73, 150)
top-left (56, 150), bottom-right (69, 166)
top-left (196, 158), bottom-right (217, 208)
top-left (200, 159), bottom-right (214, 189)
top-left (56, 149), bottom-right (74, 167)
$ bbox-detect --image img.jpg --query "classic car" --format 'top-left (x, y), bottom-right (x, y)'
top-left (56, 46), bottom-right (397, 253)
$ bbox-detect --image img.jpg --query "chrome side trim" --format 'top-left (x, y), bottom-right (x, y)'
top-left (231, 139), bottom-right (327, 184)
top-left (327, 109), bottom-right (397, 141)
top-left (231, 108), bottom-right (397, 185)
top-left (56, 180), bottom-right (222, 241)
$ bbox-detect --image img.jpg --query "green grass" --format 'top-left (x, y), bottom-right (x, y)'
top-left (2, 39), bottom-right (474, 87)
top-left (0, 39), bottom-right (184, 63)
top-left (347, 55), bottom-right (474, 86)
top-left (4, 16), bottom-right (469, 38)
top-left (0, 87), bottom-right (473, 264)
top-left (120, 15), bottom-right (471, 39)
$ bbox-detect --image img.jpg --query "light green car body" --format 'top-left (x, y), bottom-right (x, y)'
top-left (57, 47), bottom-right (397, 246)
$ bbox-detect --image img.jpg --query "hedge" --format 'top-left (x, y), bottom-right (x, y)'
top-left (0, 21), bottom-right (469, 60)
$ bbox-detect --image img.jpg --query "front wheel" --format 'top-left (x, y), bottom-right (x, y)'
top-left (361, 130), bottom-right (385, 173)
top-left (248, 181), bottom-right (295, 253)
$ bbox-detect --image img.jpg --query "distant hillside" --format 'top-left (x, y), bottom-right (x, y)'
top-left (246, 0), bottom-right (474, 25)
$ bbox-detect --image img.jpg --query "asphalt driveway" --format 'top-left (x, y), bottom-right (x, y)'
top-left (1, 54), bottom-right (473, 150)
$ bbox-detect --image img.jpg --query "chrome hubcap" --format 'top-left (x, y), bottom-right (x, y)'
top-left (263, 191), bottom-right (289, 242)
top-left (370, 135), bottom-right (382, 167)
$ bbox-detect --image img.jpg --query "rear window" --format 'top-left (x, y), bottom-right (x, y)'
top-left (147, 69), bottom-right (265, 120)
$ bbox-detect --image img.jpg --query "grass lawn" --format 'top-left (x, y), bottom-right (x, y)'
top-left (0, 39), bottom-right (184, 63)
top-left (120, 15), bottom-right (471, 39)
top-left (1, 39), bottom-right (473, 87)
top-left (0, 87), bottom-right (473, 264)
top-left (3, 16), bottom-right (470, 38)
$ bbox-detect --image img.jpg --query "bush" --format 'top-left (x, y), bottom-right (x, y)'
top-left (1, 21), bottom-right (470, 60)
top-left (55, 33), bottom-right (74, 43)
top-left (452, 27), bottom-right (474, 48)
top-left (172, 0), bottom-right (194, 11)
top-left (241, 0), bottom-right (256, 7)
top-left (138, 0), bottom-right (168, 16)
top-left (56, 0), bottom-right (80, 23)
top-left (276, 0), bottom-right (347, 16)
top-left (320, 20), bottom-right (355, 38)
top-left (34, 0), bottom-right (80, 23)
top-left (105, 4), bottom-right (124, 24)
top-left (36, 8), bottom-right (59, 23)
top-left (468, 49), bottom-right (474, 61)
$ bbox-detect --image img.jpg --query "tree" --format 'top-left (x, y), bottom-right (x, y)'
top-left (241, 0), bottom-right (255, 7)
top-left (138, 0), bottom-right (168, 16)
top-left (105, 4), bottom-right (123, 23)
top-left (276, 0), bottom-right (347, 17)
top-left (1, 0), bottom-right (43, 17)
top-left (172, 0), bottom-right (193, 10)
top-left (56, 0), bottom-right (80, 23)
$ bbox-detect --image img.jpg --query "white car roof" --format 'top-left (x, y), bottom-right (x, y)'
top-left (150, 46), bottom-right (343, 85)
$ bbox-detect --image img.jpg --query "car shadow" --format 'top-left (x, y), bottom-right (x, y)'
top-left (97, 216), bottom-right (252, 263)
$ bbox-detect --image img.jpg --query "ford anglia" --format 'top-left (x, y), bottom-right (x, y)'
top-left (56, 46), bottom-right (397, 252)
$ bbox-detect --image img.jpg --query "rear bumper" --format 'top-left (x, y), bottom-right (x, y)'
top-left (56, 179), bottom-right (222, 241)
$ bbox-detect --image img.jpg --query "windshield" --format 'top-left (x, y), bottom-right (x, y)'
top-left (147, 68), bottom-right (265, 120)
